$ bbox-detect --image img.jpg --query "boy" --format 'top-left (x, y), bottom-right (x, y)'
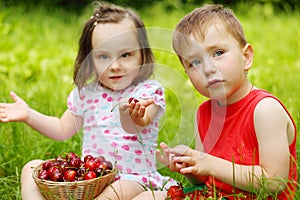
top-left (156, 4), bottom-right (297, 199)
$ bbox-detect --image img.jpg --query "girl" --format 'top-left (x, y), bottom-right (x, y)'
top-left (0, 2), bottom-right (173, 200)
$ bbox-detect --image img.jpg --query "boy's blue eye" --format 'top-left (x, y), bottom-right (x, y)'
top-left (191, 59), bottom-right (201, 67)
top-left (214, 50), bottom-right (223, 57)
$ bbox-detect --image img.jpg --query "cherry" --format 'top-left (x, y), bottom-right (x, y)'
top-left (83, 171), bottom-right (97, 180)
top-left (42, 160), bottom-right (53, 170)
top-left (65, 152), bottom-right (78, 161)
top-left (99, 161), bottom-right (113, 170)
top-left (60, 161), bottom-right (69, 174)
top-left (38, 170), bottom-right (50, 180)
top-left (48, 166), bottom-right (59, 174)
top-left (63, 169), bottom-right (77, 182)
top-left (76, 167), bottom-right (86, 178)
top-left (84, 159), bottom-right (97, 171)
top-left (167, 185), bottom-right (184, 199)
top-left (95, 168), bottom-right (106, 177)
top-left (128, 97), bottom-right (139, 104)
top-left (84, 155), bottom-right (94, 163)
top-left (69, 157), bottom-right (81, 168)
top-left (50, 170), bottom-right (63, 182)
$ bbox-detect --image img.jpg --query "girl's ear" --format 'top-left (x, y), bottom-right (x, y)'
top-left (242, 43), bottom-right (254, 71)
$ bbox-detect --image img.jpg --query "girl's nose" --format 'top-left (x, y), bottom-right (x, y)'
top-left (109, 59), bottom-right (122, 71)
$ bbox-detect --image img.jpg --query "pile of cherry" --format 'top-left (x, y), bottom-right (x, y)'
top-left (166, 184), bottom-right (223, 200)
top-left (37, 152), bottom-right (113, 182)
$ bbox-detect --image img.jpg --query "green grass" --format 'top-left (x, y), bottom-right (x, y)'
top-left (0, 2), bottom-right (299, 199)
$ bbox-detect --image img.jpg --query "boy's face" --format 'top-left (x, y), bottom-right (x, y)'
top-left (179, 23), bottom-right (252, 105)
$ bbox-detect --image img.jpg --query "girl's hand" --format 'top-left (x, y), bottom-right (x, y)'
top-left (156, 142), bottom-right (188, 173)
top-left (128, 98), bottom-right (153, 119)
top-left (119, 97), bottom-right (154, 127)
top-left (0, 91), bottom-right (30, 123)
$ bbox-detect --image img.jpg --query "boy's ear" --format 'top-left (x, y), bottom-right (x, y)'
top-left (243, 43), bottom-right (254, 71)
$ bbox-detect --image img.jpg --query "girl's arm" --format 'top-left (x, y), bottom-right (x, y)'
top-left (119, 98), bottom-right (158, 133)
top-left (0, 91), bottom-right (83, 140)
top-left (169, 97), bottom-right (293, 193)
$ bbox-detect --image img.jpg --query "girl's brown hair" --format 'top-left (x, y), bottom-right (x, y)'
top-left (74, 2), bottom-right (154, 90)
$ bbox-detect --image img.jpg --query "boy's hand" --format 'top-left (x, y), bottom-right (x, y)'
top-left (169, 145), bottom-right (209, 176)
top-left (0, 91), bottom-right (30, 123)
top-left (156, 142), bottom-right (188, 173)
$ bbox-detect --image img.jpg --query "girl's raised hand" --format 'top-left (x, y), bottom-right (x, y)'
top-left (119, 97), bottom-right (155, 127)
top-left (128, 98), bottom-right (153, 119)
top-left (0, 91), bottom-right (30, 123)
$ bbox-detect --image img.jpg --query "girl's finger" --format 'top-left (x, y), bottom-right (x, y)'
top-left (9, 91), bottom-right (20, 102)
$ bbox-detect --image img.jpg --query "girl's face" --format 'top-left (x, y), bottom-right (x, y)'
top-left (180, 23), bottom-right (253, 105)
top-left (91, 19), bottom-right (142, 91)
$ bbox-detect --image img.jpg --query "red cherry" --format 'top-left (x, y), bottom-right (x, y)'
top-left (95, 168), bottom-right (106, 177)
top-left (48, 166), bottom-right (59, 174)
top-left (42, 161), bottom-right (53, 170)
top-left (77, 167), bottom-right (86, 178)
top-left (84, 159), bottom-right (97, 171)
top-left (50, 170), bottom-right (63, 182)
top-left (84, 155), bottom-right (94, 163)
top-left (99, 161), bottom-right (113, 170)
top-left (128, 97), bottom-right (139, 104)
top-left (128, 97), bottom-right (135, 103)
top-left (83, 171), bottom-right (97, 180)
top-left (38, 170), bottom-right (50, 180)
top-left (66, 152), bottom-right (79, 161)
top-left (69, 157), bottom-right (82, 168)
top-left (167, 185), bottom-right (184, 199)
top-left (63, 169), bottom-right (77, 182)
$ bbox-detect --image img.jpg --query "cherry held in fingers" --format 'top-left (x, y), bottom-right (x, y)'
top-left (128, 97), bottom-right (139, 104)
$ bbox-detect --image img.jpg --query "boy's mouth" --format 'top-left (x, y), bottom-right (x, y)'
top-left (207, 79), bottom-right (224, 88)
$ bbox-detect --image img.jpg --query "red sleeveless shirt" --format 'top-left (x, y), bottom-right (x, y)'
top-left (196, 89), bottom-right (297, 199)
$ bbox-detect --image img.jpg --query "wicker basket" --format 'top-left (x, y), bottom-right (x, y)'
top-left (32, 160), bottom-right (117, 200)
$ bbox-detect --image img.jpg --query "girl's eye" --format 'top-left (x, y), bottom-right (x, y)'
top-left (98, 54), bottom-right (108, 59)
top-left (191, 59), bottom-right (202, 67)
top-left (121, 52), bottom-right (130, 58)
top-left (214, 50), bottom-right (223, 57)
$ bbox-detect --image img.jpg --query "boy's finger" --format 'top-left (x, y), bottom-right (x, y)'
top-left (170, 145), bottom-right (191, 156)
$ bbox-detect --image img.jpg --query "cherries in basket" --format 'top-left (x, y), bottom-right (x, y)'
top-left (38, 152), bottom-right (113, 182)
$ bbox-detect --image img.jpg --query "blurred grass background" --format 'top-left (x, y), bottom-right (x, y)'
top-left (0, 1), bottom-right (299, 199)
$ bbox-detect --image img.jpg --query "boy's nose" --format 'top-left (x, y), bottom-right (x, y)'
top-left (203, 60), bottom-right (217, 75)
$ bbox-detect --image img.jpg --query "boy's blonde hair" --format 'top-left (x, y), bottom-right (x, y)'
top-left (173, 4), bottom-right (247, 57)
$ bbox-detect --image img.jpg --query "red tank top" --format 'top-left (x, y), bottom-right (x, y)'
top-left (197, 89), bottom-right (297, 199)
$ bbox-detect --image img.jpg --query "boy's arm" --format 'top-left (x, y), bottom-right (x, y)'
top-left (170, 97), bottom-right (292, 193)
top-left (0, 91), bottom-right (82, 140)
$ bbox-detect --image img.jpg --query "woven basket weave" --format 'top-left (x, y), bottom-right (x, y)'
top-left (32, 160), bottom-right (117, 200)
